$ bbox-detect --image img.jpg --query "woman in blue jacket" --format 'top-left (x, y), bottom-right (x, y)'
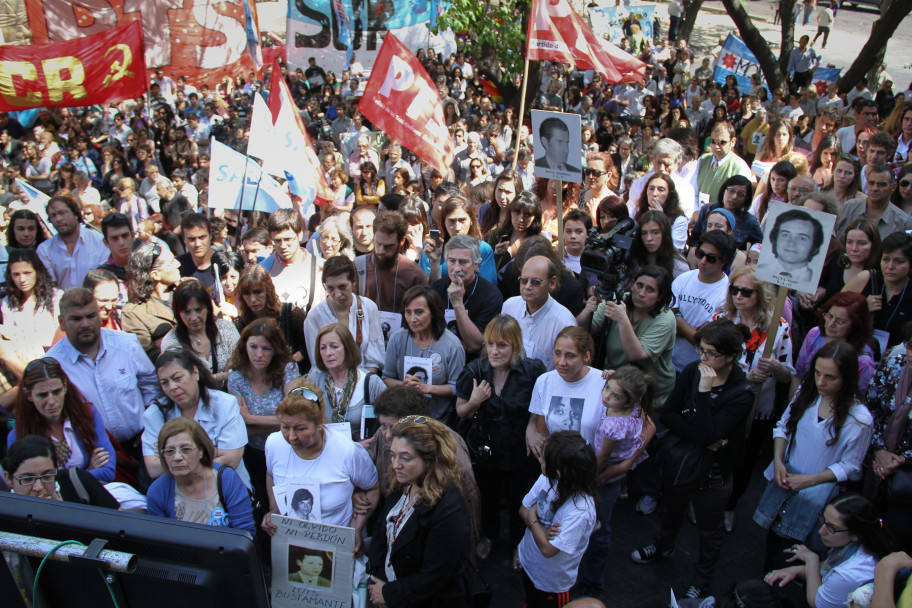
top-left (8, 357), bottom-right (115, 482)
top-left (147, 417), bottom-right (255, 532)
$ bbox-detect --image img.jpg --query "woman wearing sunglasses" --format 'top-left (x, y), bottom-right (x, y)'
top-left (147, 417), bottom-right (255, 532)
top-left (3, 435), bottom-right (118, 508)
top-left (7, 357), bottom-right (115, 482)
top-left (891, 164), bottom-right (912, 215)
top-left (764, 494), bottom-right (892, 608)
top-left (754, 342), bottom-right (873, 571)
top-left (578, 152), bottom-right (618, 224)
top-left (121, 242), bottom-right (180, 357)
top-left (142, 349), bottom-right (250, 487)
top-left (793, 293), bottom-right (876, 392)
top-left (261, 382), bottom-right (379, 556)
top-left (713, 266), bottom-right (794, 533)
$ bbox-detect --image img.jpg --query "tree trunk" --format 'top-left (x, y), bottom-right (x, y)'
top-left (777, 0), bottom-right (798, 77)
top-left (719, 0), bottom-right (788, 92)
top-left (839, 0), bottom-right (911, 93)
top-left (677, 0), bottom-right (706, 43)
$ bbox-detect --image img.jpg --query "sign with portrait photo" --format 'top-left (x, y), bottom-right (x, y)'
top-left (531, 110), bottom-right (583, 184)
top-left (755, 202), bottom-right (835, 292)
top-left (271, 515), bottom-right (356, 608)
top-left (274, 483), bottom-right (322, 523)
top-left (403, 356), bottom-right (433, 387)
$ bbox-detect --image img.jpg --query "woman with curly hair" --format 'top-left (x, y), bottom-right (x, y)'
top-left (7, 356), bottom-right (115, 481)
top-left (368, 415), bottom-right (472, 607)
top-left (1, 248), bottom-right (62, 366)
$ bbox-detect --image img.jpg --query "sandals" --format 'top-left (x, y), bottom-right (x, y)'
top-left (475, 537), bottom-right (494, 561)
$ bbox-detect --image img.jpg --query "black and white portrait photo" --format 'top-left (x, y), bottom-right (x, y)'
top-left (531, 110), bottom-right (583, 183)
top-left (755, 202), bottom-right (835, 291)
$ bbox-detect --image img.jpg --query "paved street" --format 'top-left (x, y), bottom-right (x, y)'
top-left (480, 470), bottom-right (770, 607)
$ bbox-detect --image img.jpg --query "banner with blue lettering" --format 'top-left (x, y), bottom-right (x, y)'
top-left (589, 4), bottom-right (655, 45)
top-left (287, 0), bottom-right (455, 72)
top-left (713, 34), bottom-right (763, 93)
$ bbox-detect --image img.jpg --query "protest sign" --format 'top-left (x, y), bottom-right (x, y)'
top-left (532, 110), bottom-right (583, 184)
top-left (271, 515), bottom-right (356, 608)
top-left (755, 201), bottom-right (835, 292)
top-left (588, 4), bottom-right (656, 45)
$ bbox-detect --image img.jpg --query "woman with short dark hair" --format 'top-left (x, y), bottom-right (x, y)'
top-left (382, 286), bottom-right (465, 427)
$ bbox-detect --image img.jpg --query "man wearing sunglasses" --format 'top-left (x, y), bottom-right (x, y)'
top-left (501, 256), bottom-right (576, 371)
top-left (692, 122), bottom-right (753, 211)
top-left (671, 231), bottom-right (735, 372)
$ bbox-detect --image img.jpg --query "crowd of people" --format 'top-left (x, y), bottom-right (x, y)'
top-left (2, 17), bottom-right (912, 608)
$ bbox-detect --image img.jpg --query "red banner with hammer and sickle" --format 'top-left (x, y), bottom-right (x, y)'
top-left (0, 20), bottom-right (146, 112)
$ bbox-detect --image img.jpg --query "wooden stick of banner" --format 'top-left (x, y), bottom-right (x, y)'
top-left (744, 285), bottom-right (788, 436)
top-left (556, 180), bottom-right (564, 259)
top-left (512, 55), bottom-right (532, 171)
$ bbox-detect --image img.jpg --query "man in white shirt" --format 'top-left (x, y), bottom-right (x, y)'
top-left (171, 169), bottom-right (199, 210)
top-left (74, 171), bottom-right (101, 208)
top-left (835, 99), bottom-right (879, 155)
top-left (139, 163), bottom-right (165, 214)
top-left (37, 196), bottom-right (109, 290)
top-left (152, 68), bottom-right (176, 103)
top-left (627, 138), bottom-right (697, 219)
top-left (501, 256), bottom-right (576, 371)
top-left (46, 288), bottom-right (161, 446)
top-left (383, 144), bottom-right (414, 190)
top-left (846, 78), bottom-right (874, 108)
top-left (260, 209), bottom-right (325, 312)
top-left (107, 113), bottom-right (133, 147)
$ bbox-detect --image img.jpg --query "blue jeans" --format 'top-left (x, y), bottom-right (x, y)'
top-left (578, 480), bottom-right (622, 588)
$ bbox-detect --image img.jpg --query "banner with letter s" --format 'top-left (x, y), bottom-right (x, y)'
top-left (0, 20), bottom-right (146, 112)
top-left (359, 34), bottom-right (454, 176)
top-left (23, 0), bottom-right (257, 86)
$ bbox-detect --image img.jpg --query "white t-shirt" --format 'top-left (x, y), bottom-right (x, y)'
top-left (518, 474), bottom-right (597, 593)
top-left (529, 367), bottom-right (605, 444)
top-left (671, 270), bottom-right (729, 371)
top-left (265, 425), bottom-right (378, 526)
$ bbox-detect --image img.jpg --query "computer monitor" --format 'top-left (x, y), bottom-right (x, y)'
top-left (0, 493), bottom-right (269, 608)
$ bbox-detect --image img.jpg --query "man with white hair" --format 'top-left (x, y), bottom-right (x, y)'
top-left (452, 132), bottom-right (487, 184)
top-left (383, 144), bottom-right (414, 190)
top-left (348, 134), bottom-right (380, 184)
top-left (626, 138), bottom-right (697, 218)
top-left (431, 234), bottom-right (503, 357)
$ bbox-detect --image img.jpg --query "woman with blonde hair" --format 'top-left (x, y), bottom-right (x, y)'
top-left (713, 265), bottom-right (794, 532)
top-left (261, 383), bottom-right (380, 552)
top-left (367, 416), bottom-right (472, 608)
top-left (455, 315), bottom-right (547, 562)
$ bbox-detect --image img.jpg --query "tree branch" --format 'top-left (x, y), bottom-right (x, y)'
top-left (719, 0), bottom-right (787, 92)
top-left (837, 0), bottom-right (912, 93)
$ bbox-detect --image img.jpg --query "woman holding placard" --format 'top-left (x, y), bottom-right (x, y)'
top-left (261, 383), bottom-right (379, 554)
top-left (383, 286), bottom-right (464, 427)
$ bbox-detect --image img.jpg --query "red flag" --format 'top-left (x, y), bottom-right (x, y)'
top-left (359, 34), bottom-right (455, 176)
top-left (527, 0), bottom-right (646, 84)
top-left (0, 20), bottom-right (146, 112)
top-left (265, 59), bottom-right (334, 203)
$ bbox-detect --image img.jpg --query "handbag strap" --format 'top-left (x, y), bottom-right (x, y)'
top-left (68, 467), bottom-right (91, 504)
top-left (355, 295), bottom-right (364, 346)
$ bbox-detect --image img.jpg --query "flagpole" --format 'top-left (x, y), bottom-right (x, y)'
top-left (233, 145), bottom-right (250, 250)
top-left (556, 180), bottom-right (564, 260)
top-left (512, 55), bottom-right (532, 171)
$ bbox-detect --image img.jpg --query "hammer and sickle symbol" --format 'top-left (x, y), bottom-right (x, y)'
top-left (103, 44), bottom-right (135, 87)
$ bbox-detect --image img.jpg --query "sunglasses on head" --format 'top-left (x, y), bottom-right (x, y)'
top-left (695, 248), bottom-right (721, 264)
top-left (399, 415), bottom-right (428, 424)
top-left (25, 357), bottom-right (58, 373)
top-left (289, 386), bottom-right (320, 402)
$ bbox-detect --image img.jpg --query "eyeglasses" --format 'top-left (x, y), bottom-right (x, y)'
top-left (12, 472), bottom-right (57, 486)
top-left (818, 513), bottom-right (849, 534)
top-left (710, 138), bottom-right (731, 146)
top-left (25, 357), bottom-right (58, 372)
top-left (584, 168), bottom-right (607, 177)
top-left (519, 277), bottom-right (546, 287)
top-left (724, 187), bottom-right (747, 198)
top-left (822, 312), bottom-right (850, 328)
top-left (399, 415), bottom-right (428, 424)
top-left (289, 386), bottom-right (321, 402)
top-left (161, 446), bottom-right (199, 459)
top-left (697, 346), bottom-right (722, 360)
top-left (729, 286), bottom-right (757, 298)
top-left (149, 243), bottom-right (163, 267)
top-left (694, 248), bottom-right (721, 264)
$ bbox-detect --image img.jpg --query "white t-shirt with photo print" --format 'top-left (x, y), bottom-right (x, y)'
top-left (529, 367), bottom-right (605, 445)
